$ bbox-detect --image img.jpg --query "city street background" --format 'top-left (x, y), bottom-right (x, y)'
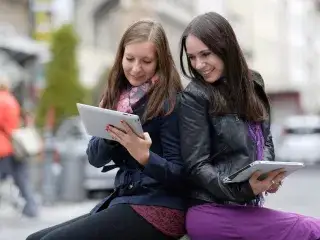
top-left (1, 0), bottom-right (320, 240)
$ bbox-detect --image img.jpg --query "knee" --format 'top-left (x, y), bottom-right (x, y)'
top-left (26, 234), bottom-right (35, 240)
top-left (26, 231), bottom-right (43, 240)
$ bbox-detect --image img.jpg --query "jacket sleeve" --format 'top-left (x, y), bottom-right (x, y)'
top-left (142, 104), bottom-right (184, 188)
top-left (179, 90), bottom-right (256, 202)
top-left (263, 129), bottom-right (275, 161)
top-left (86, 137), bottom-right (120, 168)
top-left (252, 70), bottom-right (275, 162)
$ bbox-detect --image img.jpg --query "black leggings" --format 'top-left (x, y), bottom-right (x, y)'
top-left (26, 204), bottom-right (176, 240)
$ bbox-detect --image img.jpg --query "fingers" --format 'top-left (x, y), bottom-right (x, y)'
top-left (99, 100), bottom-right (104, 108)
top-left (266, 179), bottom-right (283, 194)
top-left (266, 186), bottom-right (279, 194)
top-left (108, 132), bottom-right (120, 142)
top-left (250, 171), bottom-right (263, 181)
top-left (107, 125), bottom-right (125, 141)
top-left (273, 172), bottom-right (285, 184)
top-left (120, 120), bottom-right (134, 135)
top-left (265, 171), bottom-right (285, 195)
top-left (143, 132), bottom-right (151, 141)
top-left (250, 169), bottom-right (285, 196)
top-left (251, 169), bottom-right (285, 182)
top-left (120, 120), bottom-right (146, 139)
top-left (263, 169), bottom-right (284, 184)
top-left (143, 132), bottom-right (152, 144)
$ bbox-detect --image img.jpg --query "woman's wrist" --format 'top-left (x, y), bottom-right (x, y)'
top-left (138, 150), bottom-right (150, 166)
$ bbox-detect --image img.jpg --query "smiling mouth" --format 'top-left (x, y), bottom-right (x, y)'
top-left (130, 74), bottom-right (144, 79)
top-left (202, 69), bottom-right (214, 76)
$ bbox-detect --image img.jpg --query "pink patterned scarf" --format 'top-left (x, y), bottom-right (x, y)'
top-left (116, 76), bottom-right (158, 113)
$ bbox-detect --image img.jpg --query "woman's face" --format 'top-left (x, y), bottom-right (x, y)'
top-left (122, 41), bottom-right (157, 86)
top-left (186, 34), bottom-right (224, 83)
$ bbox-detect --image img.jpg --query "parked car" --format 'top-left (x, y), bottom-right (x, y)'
top-left (277, 115), bottom-right (320, 165)
top-left (54, 116), bottom-right (118, 197)
top-left (270, 123), bottom-right (283, 154)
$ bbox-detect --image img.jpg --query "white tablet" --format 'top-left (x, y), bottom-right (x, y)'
top-left (76, 103), bottom-right (144, 140)
top-left (223, 161), bottom-right (304, 183)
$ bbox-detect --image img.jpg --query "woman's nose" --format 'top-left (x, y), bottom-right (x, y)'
top-left (131, 63), bottom-right (142, 74)
top-left (195, 59), bottom-right (205, 70)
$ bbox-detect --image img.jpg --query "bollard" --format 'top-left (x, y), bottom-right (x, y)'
top-left (41, 129), bottom-right (58, 205)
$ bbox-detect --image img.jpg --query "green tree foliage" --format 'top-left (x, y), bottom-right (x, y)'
top-left (36, 24), bottom-right (87, 129)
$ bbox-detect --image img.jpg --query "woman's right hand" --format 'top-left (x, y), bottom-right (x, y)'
top-left (249, 169), bottom-right (285, 195)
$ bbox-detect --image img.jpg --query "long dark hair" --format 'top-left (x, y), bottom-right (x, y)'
top-left (180, 12), bottom-right (267, 121)
top-left (100, 19), bottom-right (182, 120)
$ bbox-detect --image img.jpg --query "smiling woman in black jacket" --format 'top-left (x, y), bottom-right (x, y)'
top-left (179, 11), bottom-right (320, 240)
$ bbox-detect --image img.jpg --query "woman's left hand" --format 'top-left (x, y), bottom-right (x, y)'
top-left (266, 181), bottom-right (282, 194)
top-left (107, 121), bottom-right (152, 166)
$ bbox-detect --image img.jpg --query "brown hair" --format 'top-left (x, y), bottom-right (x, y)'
top-left (180, 12), bottom-right (267, 121)
top-left (100, 19), bottom-right (182, 120)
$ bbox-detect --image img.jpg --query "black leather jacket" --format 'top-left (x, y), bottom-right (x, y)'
top-left (179, 71), bottom-right (275, 205)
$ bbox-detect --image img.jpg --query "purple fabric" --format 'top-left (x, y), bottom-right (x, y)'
top-left (185, 122), bottom-right (320, 239)
top-left (186, 203), bottom-right (320, 240)
top-left (248, 122), bottom-right (265, 160)
top-left (247, 122), bottom-right (265, 206)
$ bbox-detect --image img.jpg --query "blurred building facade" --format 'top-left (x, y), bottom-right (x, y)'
top-left (73, 0), bottom-right (196, 88)
top-left (217, 0), bottom-right (320, 123)
top-left (72, 0), bottom-right (320, 121)
top-left (0, 0), bottom-right (31, 36)
top-left (0, 0), bottom-right (49, 110)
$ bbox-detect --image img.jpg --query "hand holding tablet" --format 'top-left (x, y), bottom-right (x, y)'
top-left (76, 103), bottom-right (144, 141)
top-left (223, 161), bottom-right (304, 183)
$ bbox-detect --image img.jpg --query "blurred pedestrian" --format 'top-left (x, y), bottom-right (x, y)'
top-left (179, 11), bottom-right (320, 240)
top-left (0, 75), bottom-right (39, 218)
top-left (26, 19), bottom-right (186, 240)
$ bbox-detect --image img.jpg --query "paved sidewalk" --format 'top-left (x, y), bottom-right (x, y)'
top-left (0, 201), bottom-right (95, 240)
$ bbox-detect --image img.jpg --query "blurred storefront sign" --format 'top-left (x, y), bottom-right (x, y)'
top-left (29, 0), bottom-right (53, 43)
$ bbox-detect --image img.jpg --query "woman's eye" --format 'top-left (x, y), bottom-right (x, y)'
top-left (202, 52), bottom-right (211, 57)
top-left (126, 57), bottom-right (134, 61)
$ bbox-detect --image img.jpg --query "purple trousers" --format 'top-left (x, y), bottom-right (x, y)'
top-left (186, 203), bottom-right (320, 240)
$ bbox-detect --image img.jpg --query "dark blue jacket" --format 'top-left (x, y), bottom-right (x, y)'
top-left (86, 96), bottom-right (186, 213)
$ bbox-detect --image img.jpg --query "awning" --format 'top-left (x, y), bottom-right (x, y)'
top-left (0, 35), bottom-right (50, 65)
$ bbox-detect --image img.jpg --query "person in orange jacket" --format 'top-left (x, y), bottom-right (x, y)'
top-left (0, 75), bottom-right (38, 218)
